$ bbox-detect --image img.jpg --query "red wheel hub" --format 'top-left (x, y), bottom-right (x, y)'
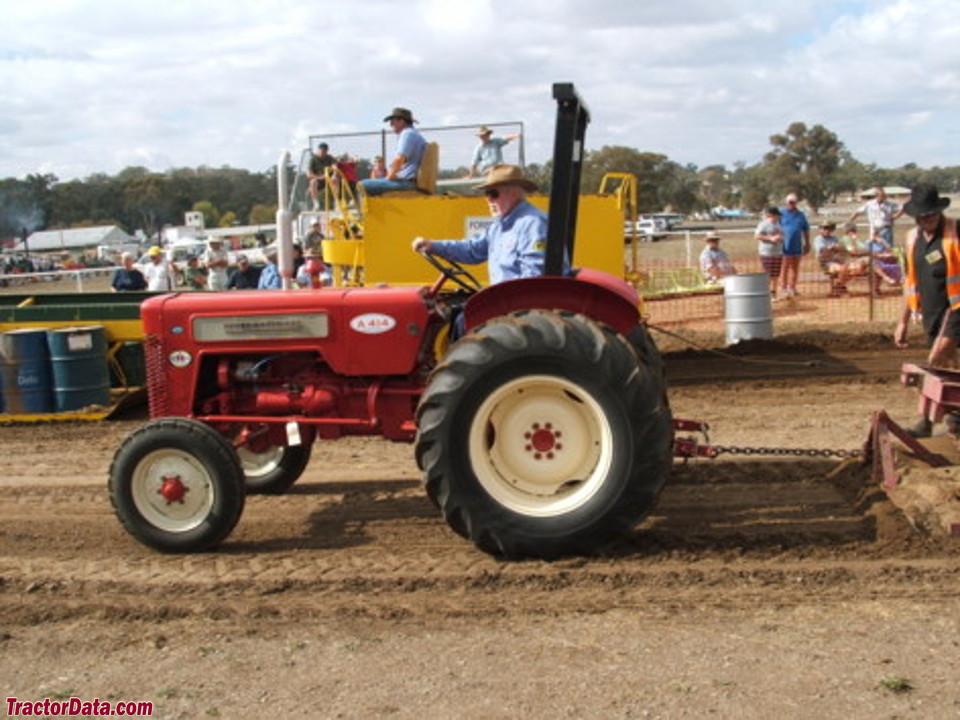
top-left (523, 423), bottom-right (564, 460)
top-left (158, 475), bottom-right (188, 504)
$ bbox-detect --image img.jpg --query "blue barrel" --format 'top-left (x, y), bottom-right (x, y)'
top-left (47, 326), bottom-right (111, 412)
top-left (0, 329), bottom-right (55, 413)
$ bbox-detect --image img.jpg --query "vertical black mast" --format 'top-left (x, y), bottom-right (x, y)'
top-left (545, 83), bottom-right (590, 277)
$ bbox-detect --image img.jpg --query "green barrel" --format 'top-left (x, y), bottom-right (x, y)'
top-left (0, 329), bottom-right (54, 413)
top-left (46, 326), bottom-right (111, 412)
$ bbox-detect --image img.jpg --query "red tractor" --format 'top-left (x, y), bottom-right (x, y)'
top-left (108, 84), bottom-right (674, 559)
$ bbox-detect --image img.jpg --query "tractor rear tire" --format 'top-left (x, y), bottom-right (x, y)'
top-left (237, 443), bottom-right (312, 495)
top-left (108, 417), bottom-right (246, 553)
top-left (415, 310), bottom-right (673, 559)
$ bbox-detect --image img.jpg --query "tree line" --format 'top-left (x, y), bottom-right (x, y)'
top-left (3, 121), bottom-right (960, 242)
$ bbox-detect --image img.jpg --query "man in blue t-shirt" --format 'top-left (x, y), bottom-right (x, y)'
top-left (469, 125), bottom-right (521, 178)
top-left (359, 107), bottom-right (426, 196)
top-left (779, 193), bottom-right (810, 298)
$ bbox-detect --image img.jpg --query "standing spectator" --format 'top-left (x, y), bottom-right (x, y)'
top-left (182, 254), bottom-right (207, 290)
top-left (142, 246), bottom-right (174, 292)
top-left (308, 143), bottom-right (336, 210)
top-left (110, 252), bottom-right (147, 292)
top-left (893, 185), bottom-right (959, 435)
top-left (698, 232), bottom-right (736, 284)
top-left (359, 108), bottom-right (426, 197)
top-left (468, 126), bottom-right (521, 178)
top-left (779, 193), bottom-right (810, 298)
top-left (848, 186), bottom-right (904, 249)
top-left (257, 246), bottom-right (282, 289)
top-left (227, 254), bottom-right (262, 289)
top-left (202, 238), bottom-right (229, 291)
top-left (754, 207), bottom-right (784, 299)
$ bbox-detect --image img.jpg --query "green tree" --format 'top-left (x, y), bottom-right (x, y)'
top-left (764, 122), bottom-right (844, 212)
top-left (248, 203), bottom-right (277, 225)
top-left (192, 200), bottom-right (221, 228)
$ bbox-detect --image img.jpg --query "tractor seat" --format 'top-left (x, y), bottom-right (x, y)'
top-left (379, 142), bottom-right (439, 197)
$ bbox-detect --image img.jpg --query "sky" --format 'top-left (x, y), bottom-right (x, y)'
top-left (2, 0), bottom-right (959, 183)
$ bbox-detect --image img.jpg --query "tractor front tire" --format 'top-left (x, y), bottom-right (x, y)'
top-left (415, 310), bottom-right (673, 559)
top-left (108, 417), bottom-right (246, 553)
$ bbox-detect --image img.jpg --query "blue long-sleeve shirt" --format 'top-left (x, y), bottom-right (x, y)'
top-left (430, 200), bottom-right (564, 284)
top-left (257, 262), bottom-right (281, 289)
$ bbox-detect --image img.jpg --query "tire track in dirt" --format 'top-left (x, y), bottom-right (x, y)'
top-left (2, 458), bottom-right (957, 628)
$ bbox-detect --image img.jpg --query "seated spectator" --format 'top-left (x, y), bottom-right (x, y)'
top-left (369, 155), bottom-right (387, 179)
top-left (227, 254), bottom-right (262, 290)
top-left (698, 232), bottom-right (736, 284)
top-left (257, 246), bottom-right (282, 289)
top-left (308, 143), bottom-right (336, 210)
top-left (296, 248), bottom-right (330, 288)
top-left (848, 224), bottom-right (902, 289)
top-left (358, 108), bottom-right (426, 196)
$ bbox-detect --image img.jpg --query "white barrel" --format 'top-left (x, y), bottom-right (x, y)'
top-left (723, 273), bottom-right (773, 344)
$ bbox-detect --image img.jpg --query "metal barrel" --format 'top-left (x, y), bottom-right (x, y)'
top-left (0, 329), bottom-right (55, 413)
top-left (723, 273), bottom-right (773, 345)
top-left (47, 325), bottom-right (111, 412)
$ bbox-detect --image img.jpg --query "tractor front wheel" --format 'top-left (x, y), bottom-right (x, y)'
top-left (416, 310), bottom-right (672, 558)
top-left (108, 418), bottom-right (246, 552)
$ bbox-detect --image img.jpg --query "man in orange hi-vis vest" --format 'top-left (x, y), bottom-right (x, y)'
top-left (894, 184), bottom-right (960, 436)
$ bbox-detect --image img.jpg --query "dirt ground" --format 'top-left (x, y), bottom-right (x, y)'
top-left (1, 329), bottom-right (959, 719)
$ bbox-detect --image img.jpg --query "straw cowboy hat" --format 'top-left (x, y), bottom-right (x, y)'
top-left (903, 184), bottom-right (951, 217)
top-left (383, 107), bottom-right (416, 124)
top-left (476, 125), bottom-right (493, 137)
top-left (704, 232), bottom-right (721, 242)
top-left (475, 164), bottom-right (538, 193)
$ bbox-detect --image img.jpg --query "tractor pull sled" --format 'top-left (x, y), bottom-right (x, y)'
top-left (865, 363), bottom-right (960, 538)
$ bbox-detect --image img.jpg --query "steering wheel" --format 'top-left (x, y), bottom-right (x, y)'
top-left (419, 250), bottom-right (484, 295)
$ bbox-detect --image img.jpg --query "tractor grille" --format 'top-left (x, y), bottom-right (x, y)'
top-left (143, 334), bottom-right (169, 418)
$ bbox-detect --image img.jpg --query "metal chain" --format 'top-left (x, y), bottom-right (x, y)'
top-left (711, 445), bottom-right (862, 459)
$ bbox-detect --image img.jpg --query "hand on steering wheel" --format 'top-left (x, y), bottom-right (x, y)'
top-left (418, 250), bottom-right (484, 294)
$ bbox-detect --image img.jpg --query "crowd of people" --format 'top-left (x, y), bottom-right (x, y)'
top-left (111, 240), bottom-right (328, 293)
top-left (745, 187), bottom-right (908, 302)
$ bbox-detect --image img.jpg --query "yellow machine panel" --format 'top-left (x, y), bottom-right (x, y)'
top-left (337, 192), bottom-right (626, 287)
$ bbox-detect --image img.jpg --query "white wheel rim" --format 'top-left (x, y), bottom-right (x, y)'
top-left (468, 374), bottom-right (614, 517)
top-left (131, 448), bottom-right (216, 533)
top-left (236, 444), bottom-right (284, 479)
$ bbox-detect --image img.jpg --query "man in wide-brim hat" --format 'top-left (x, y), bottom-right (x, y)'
top-left (468, 125), bottom-right (522, 178)
top-left (359, 107), bottom-right (426, 197)
top-left (412, 164), bottom-right (564, 286)
top-left (895, 184), bottom-right (960, 434)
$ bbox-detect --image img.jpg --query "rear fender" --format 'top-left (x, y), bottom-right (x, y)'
top-left (462, 269), bottom-right (640, 336)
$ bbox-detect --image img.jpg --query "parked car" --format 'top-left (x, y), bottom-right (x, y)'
top-left (623, 216), bottom-right (669, 242)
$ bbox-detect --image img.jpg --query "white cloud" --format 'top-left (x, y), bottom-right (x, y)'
top-left (0, 0), bottom-right (957, 181)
